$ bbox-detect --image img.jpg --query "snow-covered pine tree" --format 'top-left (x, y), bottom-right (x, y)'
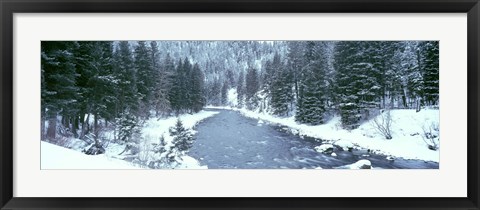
top-left (79, 41), bottom-right (117, 149)
top-left (270, 53), bottom-right (293, 117)
top-left (182, 58), bottom-right (193, 112)
top-left (154, 53), bottom-right (175, 116)
top-left (190, 63), bottom-right (205, 112)
top-left (134, 41), bottom-right (155, 119)
top-left (245, 67), bottom-right (259, 110)
top-left (286, 41), bottom-right (306, 104)
top-left (296, 42), bottom-right (329, 125)
top-left (113, 41), bottom-right (139, 115)
top-left (418, 41), bottom-right (439, 107)
top-left (169, 58), bottom-right (185, 114)
top-left (334, 41), bottom-right (372, 129)
top-left (169, 118), bottom-right (195, 161)
top-left (117, 109), bottom-right (141, 155)
top-left (41, 41), bottom-right (80, 140)
top-left (236, 71), bottom-right (245, 108)
top-left (221, 80), bottom-right (229, 106)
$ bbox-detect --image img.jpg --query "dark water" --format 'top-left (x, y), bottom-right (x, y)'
top-left (188, 109), bottom-right (439, 169)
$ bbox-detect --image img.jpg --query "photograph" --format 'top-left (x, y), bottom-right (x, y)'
top-left (40, 40), bottom-right (440, 169)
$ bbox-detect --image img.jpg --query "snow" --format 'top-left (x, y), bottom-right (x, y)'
top-left (41, 141), bottom-right (141, 169)
top-left (314, 144), bottom-right (334, 153)
top-left (238, 108), bottom-right (439, 162)
top-left (334, 140), bottom-right (355, 151)
top-left (335, 160), bottom-right (372, 169)
top-left (227, 88), bottom-right (238, 107)
top-left (176, 156), bottom-right (208, 169)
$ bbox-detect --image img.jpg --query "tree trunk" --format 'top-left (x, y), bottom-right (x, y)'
top-left (41, 108), bottom-right (46, 140)
top-left (94, 113), bottom-right (99, 147)
top-left (46, 116), bottom-right (56, 140)
top-left (80, 113), bottom-right (90, 139)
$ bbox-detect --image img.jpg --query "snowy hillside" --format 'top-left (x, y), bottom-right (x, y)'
top-left (41, 141), bottom-right (140, 169)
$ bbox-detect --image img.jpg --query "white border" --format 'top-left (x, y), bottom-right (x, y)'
top-left (13, 13), bottom-right (467, 197)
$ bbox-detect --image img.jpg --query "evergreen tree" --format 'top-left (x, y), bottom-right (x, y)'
top-left (134, 41), bottom-right (155, 118)
top-left (334, 41), bottom-right (379, 129)
top-left (169, 58), bottom-right (184, 114)
top-left (296, 42), bottom-right (329, 124)
top-left (270, 53), bottom-right (293, 116)
top-left (155, 53), bottom-right (175, 116)
top-left (113, 41), bottom-right (139, 115)
top-left (182, 58), bottom-right (193, 112)
top-left (221, 80), bottom-right (229, 106)
top-left (80, 42), bottom-right (116, 146)
top-left (245, 67), bottom-right (259, 110)
top-left (190, 63), bottom-right (205, 112)
top-left (236, 71), bottom-right (245, 108)
top-left (41, 41), bottom-right (79, 140)
top-left (418, 41), bottom-right (439, 106)
top-left (169, 118), bottom-right (195, 153)
top-left (286, 41), bottom-right (306, 101)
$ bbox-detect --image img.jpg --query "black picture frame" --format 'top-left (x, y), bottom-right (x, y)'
top-left (1, 0), bottom-right (479, 209)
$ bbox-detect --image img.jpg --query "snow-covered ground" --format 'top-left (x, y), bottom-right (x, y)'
top-left (42, 110), bottom-right (219, 169)
top-left (41, 141), bottom-right (141, 169)
top-left (207, 103), bottom-right (439, 163)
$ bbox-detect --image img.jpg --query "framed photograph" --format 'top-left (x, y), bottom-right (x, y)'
top-left (1, 0), bottom-right (479, 209)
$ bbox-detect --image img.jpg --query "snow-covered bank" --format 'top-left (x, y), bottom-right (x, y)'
top-left (41, 141), bottom-right (141, 169)
top-left (142, 110), bottom-right (219, 141)
top-left (42, 110), bottom-right (219, 169)
top-left (138, 110), bottom-right (219, 169)
top-left (237, 108), bottom-right (439, 162)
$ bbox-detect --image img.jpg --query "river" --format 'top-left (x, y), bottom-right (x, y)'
top-left (188, 109), bottom-right (439, 169)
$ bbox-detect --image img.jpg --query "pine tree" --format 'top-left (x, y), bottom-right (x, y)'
top-left (334, 41), bottom-right (376, 129)
top-left (236, 71), bottom-right (245, 108)
top-left (182, 58), bottom-right (193, 112)
top-left (190, 63), bottom-right (205, 112)
top-left (286, 41), bottom-right (305, 102)
top-left (41, 41), bottom-right (80, 140)
top-left (221, 80), bottom-right (229, 106)
top-left (270, 53), bottom-right (293, 116)
top-left (295, 42), bottom-right (329, 124)
top-left (113, 41), bottom-right (139, 115)
top-left (418, 41), bottom-right (439, 106)
top-left (169, 118), bottom-right (194, 153)
top-left (155, 53), bottom-right (175, 116)
top-left (245, 67), bottom-right (259, 110)
top-left (117, 109), bottom-right (141, 155)
top-left (134, 41), bottom-right (155, 118)
top-left (78, 41), bottom-right (117, 146)
top-left (169, 58), bottom-right (184, 114)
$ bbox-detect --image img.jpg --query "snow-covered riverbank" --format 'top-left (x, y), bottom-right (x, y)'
top-left (42, 110), bottom-right (219, 169)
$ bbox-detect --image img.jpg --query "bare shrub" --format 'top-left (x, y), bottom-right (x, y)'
top-left (422, 122), bottom-right (439, 151)
top-left (371, 109), bottom-right (393, 140)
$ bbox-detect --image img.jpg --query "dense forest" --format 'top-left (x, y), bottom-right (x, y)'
top-left (41, 40), bottom-right (439, 155)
